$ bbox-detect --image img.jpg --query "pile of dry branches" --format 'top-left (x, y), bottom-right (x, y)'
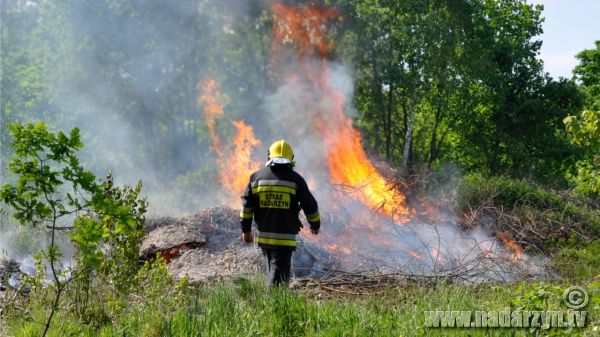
top-left (458, 192), bottom-right (593, 254)
top-left (0, 259), bottom-right (29, 318)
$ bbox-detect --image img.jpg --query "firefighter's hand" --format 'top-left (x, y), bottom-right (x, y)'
top-left (242, 232), bottom-right (254, 243)
top-left (310, 227), bottom-right (319, 235)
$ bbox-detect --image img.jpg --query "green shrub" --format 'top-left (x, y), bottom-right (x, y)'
top-left (0, 122), bottom-right (147, 335)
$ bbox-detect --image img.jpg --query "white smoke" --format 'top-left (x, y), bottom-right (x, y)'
top-left (0, 1), bottom-right (548, 280)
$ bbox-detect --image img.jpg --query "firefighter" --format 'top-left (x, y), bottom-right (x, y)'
top-left (240, 139), bottom-right (320, 287)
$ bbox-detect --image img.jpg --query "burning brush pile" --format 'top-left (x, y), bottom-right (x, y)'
top-left (140, 2), bottom-right (551, 285)
top-left (141, 203), bottom-right (549, 285)
top-left (142, 199), bottom-right (551, 284)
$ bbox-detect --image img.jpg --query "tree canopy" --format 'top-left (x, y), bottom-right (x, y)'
top-left (1, 0), bottom-right (597, 200)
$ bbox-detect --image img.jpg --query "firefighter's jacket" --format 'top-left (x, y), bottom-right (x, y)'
top-left (240, 163), bottom-right (320, 249)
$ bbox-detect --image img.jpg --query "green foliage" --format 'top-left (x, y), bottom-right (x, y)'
top-left (0, 122), bottom-right (95, 225)
top-left (570, 156), bottom-right (600, 198)
top-left (574, 40), bottom-right (600, 105)
top-left (92, 181), bottom-right (147, 290)
top-left (565, 109), bottom-right (600, 151)
top-left (565, 41), bottom-right (600, 197)
top-left (512, 282), bottom-right (563, 313)
top-left (458, 174), bottom-right (598, 228)
top-left (338, 0), bottom-right (584, 182)
top-left (68, 181), bottom-right (147, 292)
top-left (0, 122), bottom-right (147, 315)
top-left (511, 283), bottom-right (577, 337)
top-left (589, 277), bottom-right (600, 317)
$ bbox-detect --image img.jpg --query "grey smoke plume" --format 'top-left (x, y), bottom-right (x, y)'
top-left (1, 0), bottom-right (263, 258)
top-left (1, 0), bottom-right (547, 279)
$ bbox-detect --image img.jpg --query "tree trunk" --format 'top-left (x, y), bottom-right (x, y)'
top-left (401, 101), bottom-right (408, 140)
top-left (370, 59), bottom-right (384, 147)
top-left (385, 82), bottom-right (394, 161)
top-left (427, 104), bottom-right (443, 169)
top-left (490, 134), bottom-right (500, 175)
top-left (401, 89), bottom-right (419, 170)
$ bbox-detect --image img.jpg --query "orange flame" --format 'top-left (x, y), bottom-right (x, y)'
top-left (324, 243), bottom-right (351, 256)
top-left (327, 125), bottom-right (407, 218)
top-left (220, 120), bottom-right (261, 197)
top-left (496, 232), bottom-right (524, 261)
top-left (408, 249), bottom-right (423, 261)
top-left (198, 78), bottom-right (261, 206)
top-left (270, 2), bottom-right (408, 220)
top-left (271, 3), bottom-right (339, 66)
top-left (198, 78), bottom-right (225, 157)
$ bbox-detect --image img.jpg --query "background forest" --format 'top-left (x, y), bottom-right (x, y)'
top-left (2, 0), bottom-right (598, 206)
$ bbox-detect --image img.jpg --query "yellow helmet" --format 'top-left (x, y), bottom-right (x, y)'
top-left (268, 139), bottom-right (294, 161)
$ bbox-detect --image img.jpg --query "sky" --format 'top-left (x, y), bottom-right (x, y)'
top-left (528, 0), bottom-right (600, 79)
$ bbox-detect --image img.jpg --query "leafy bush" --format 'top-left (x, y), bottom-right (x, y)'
top-left (565, 108), bottom-right (600, 196)
top-left (0, 122), bottom-right (147, 334)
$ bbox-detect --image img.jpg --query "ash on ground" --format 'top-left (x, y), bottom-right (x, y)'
top-left (143, 207), bottom-right (338, 284)
top-left (142, 207), bottom-right (551, 284)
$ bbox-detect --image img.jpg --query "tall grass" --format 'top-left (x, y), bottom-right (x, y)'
top-left (5, 271), bottom-right (598, 337)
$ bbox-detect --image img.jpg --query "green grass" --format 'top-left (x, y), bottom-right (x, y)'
top-left (4, 272), bottom-right (599, 337)
top-left (551, 241), bottom-right (600, 282)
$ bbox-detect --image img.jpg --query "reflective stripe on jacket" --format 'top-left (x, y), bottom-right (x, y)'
top-left (240, 164), bottom-right (320, 249)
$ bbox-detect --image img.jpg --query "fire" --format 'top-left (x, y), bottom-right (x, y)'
top-left (496, 232), bottom-right (524, 261)
top-left (324, 243), bottom-right (351, 256)
top-left (271, 3), bottom-right (339, 65)
top-left (327, 125), bottom-right (407, 218)
top-left (270, 2), bottom-right (408, 219)
top-left (198, 78), bottom-right (261, 206)
top-left (198, 78), bottom-right (225, 157)
top-left (417, 197), bottom-right (449, 222)
top-left (192, 3), bottom-right (531, 274)
top-left (408, 249), bottom-right (423, 261)
top-left (220, 120), bottom-right (261, 197)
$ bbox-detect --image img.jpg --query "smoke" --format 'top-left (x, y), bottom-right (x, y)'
top-left (1, 0), bottom-right (261, 259)
top-left (1, 1), bottom-right (548, 279)
top-left (3, 0), bottom-right (273, 213)
top-left (1, 1), bottom-right (352, 215)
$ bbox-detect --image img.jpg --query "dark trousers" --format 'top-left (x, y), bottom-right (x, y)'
top-left (261, 248), bottom-right (293, 288)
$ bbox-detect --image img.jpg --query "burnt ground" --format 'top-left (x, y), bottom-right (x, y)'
top-left (143, 207), bottom-right (337, 283)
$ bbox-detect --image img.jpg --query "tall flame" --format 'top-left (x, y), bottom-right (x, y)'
top-left (198, 78), bottom-right (261, 206)
top-left (198, 78), bottom-right (225, 157)
top-left (270, 3), bottom-right (339, 64)
top-left (271, 2), bottom-right (408, 219)
top-left (326, 120), bottom-right (407, 218)
top-left (221, 120), bottom-right (261, 197)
